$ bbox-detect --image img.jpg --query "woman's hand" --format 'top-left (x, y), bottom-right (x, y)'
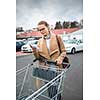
top-left (56, 57), bottom-right (63, 65)
top-left (29, 44), bottom-right (37, 52)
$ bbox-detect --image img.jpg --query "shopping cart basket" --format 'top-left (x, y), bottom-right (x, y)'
top-left (16, 60), bottom-right (70, 100)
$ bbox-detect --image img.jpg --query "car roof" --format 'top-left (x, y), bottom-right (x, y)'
top-left (16, 40), bottom-right (24, 42)
top-left (71, 29), bottom-right (83, 35)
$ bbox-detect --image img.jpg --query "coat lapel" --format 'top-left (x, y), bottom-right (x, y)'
top-left (39, 39), bottom-right (50, 59)
top-left (39, 34), bottom-right (59, 59)
top-left (50, 34), bottom-right (59, 56)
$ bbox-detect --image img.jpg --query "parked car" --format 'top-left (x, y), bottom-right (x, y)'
top-left (21, 40), bottom-right (38, 53)
top-left (27, 37), bottom-right (41, 41)
top-left (63, 39), bottom-right (83, 54)
top-left (16, 40), bottom-right (26, 52)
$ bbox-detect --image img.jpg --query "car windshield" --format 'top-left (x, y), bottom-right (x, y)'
top-left (64, 39), bottom-right (77, 44)
top-left (27, 40), bottom-right (38, 45)
top-left (16, 41), bottom-right (21, 45)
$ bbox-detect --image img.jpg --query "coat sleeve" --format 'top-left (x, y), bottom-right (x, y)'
top-left (32, 40), bottom-right (40, 59)
top-left (56, 35), bottom-right (66, 60)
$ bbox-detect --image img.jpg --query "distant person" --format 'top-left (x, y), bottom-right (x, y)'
top-left (30, 21), bottom-right (68, 100)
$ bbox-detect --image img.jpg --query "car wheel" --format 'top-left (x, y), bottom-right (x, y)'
top-left (71, 48), bottom-right (76, 54)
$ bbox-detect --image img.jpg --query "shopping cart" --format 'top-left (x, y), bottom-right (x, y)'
top-left (16, 60), bottom-right (70, 100)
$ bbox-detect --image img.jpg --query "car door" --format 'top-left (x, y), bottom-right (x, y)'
top-left (75, 40), bottom-right (80, 51)
top-left (16, 42), bottom-right (20, 51)
top-left (79, 40), bottom-right (83, 51)
top-left (77, 40), bottom-right (83, 51)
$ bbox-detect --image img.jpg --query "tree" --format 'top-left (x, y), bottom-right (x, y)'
top-left (16, 27), bottom-right (24, 32)
top-left (54, 21), bottom-right (62, 29)
top-left (70, 21), bottom-right (79, 28)
top-left (63, 21), bottom-right (70, 29)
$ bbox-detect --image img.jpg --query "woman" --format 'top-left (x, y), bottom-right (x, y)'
top-left (30, 21), bottom-right (67, 100)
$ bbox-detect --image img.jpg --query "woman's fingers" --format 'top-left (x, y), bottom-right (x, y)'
top-left (56, 59), bottom-right (62, 65)
top-left (29, 45), bottom-right (37, 52)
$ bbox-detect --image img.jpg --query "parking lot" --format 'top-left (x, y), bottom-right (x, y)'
top-left (16, 52), bottom-right (83, 100)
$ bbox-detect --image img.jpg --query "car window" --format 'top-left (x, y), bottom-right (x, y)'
top-left (65, 40), bottom-right (77, 44)
top-left (19, 42), bottom-right (22, 45)
top-left (16, 41), bottom-right (25, 46)
top-left (27, 40), bottom-right (38, 45)
top-left (34, 41), bottom-right (38, 44)
top-left (22, 41), bottom-right (25, 45)
top-left (16, 42), bottom-right (20, 46)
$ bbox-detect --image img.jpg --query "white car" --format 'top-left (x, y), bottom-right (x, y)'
top-left (64, 39), bottom-right (83, 54)
top-left (21, 40), bottom-right (38, 53)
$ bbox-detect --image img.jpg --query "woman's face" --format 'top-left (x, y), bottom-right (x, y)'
top-left (38, 24), bottom-right (49, 36)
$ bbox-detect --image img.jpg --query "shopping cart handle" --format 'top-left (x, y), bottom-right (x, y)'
top-left (62, 62), bottom-right (70, 69)
top-left (33, 59), bottom-right (70, 68)
top-left (46, 60), bottom-right (57, 65)
top-left (67, 63), bottom-right (70, 68)
top-left (33, 58), bottom-right (39, 62)
top-left (33, 58), bottom-right (57, 65)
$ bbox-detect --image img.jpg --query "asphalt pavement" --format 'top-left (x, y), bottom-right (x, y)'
top-left (16, 52), bottom-right (83, 100)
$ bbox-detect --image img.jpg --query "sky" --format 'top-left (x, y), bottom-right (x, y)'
top-left (16, 0), bottom-right (83, 30)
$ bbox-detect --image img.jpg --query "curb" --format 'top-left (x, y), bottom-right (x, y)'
top-left (16, 52), bottom-right (32, 57)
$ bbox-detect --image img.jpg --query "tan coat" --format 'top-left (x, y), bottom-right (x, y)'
top-left (33, 33), bottom-right (66, 89)
top-left (34, 33), bottom-right (66, 66)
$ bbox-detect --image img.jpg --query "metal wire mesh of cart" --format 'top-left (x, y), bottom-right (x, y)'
top-left (16, 61), bottom-right (70, 100)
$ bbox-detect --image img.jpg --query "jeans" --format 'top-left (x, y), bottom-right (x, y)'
top-left (47, 84), bottom-right (62, 100)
